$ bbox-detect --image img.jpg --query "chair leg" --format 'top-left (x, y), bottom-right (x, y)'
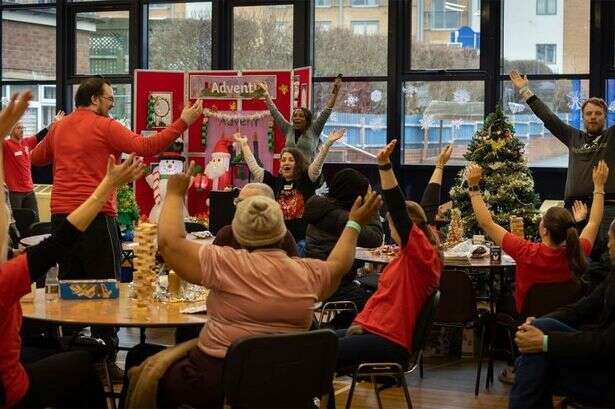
top-left (475, 324), bottom-right (486, 396)
top-left (345, 372), bottom-right (358, 409)
top-left (418, 352), bottom-right (424, 379)
top-left (370, 375), bottom-right (384, 409)
top-left (102, 361), bottom-right (117, 409)
top-left (486, 322), bottom-right (495, 389)
top-left (399, 373), bottom-right (413, 409)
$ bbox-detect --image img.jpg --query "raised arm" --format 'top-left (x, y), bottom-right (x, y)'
top-left (235, 133), bottom-right (265, 182)
top-left (324, 190), bottom-right (382, 298)
top-left (465, 164), bottom-right (508, 246)
top-left (307, 129), bottom-right (345, 182)
top-left (0, 91), bottom-right (32, 138)
top-left (309, 76), bottom-right (342, 138)
top-left (421, 145), bottom-right (451, 224)
top-left (510, 70), bottom-right (575, 145)
top-left (258, 82), bottom-right (292, 133)
top-left (157, 162), bottom-right (204, 285)
top-left (579, 160), bottom-right (608, 247)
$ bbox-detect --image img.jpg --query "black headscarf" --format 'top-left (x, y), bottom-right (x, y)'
top-left (328, 168), bottom-right (370, 210)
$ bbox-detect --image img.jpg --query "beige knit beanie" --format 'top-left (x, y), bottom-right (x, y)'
top-left (232, 196), bottom-right (287, 247)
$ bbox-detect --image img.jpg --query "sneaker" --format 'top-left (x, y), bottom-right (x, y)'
top-left (498, 366), bottom-right (515, 385)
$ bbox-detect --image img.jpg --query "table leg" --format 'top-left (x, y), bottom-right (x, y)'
top-left (139, 327), bottom-right (146, 344)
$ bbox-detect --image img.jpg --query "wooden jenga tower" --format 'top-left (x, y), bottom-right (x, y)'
top-left (446, 208), bottom-right (464, 246)
top-left (133, 222), bottom-right (158, 307)
top-left (510, 216), bottom-right (525, 238)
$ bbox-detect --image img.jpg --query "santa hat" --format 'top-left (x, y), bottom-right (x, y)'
top-left (212, 138), bottom-right (233, 157)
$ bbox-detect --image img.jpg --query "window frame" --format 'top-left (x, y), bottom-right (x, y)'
top-left (536, 0), bottom-right (557, 16)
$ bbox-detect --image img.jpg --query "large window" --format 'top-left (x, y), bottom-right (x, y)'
top-left (75, 11), bottom-right (130, 76)
top-left (536, 0), bottom-right (556, 16)
top-left (2, 8), bottom-right (56, 80)
top-left (411, 0), bottom-right (480, 70)
top-left (606, 79), bottom-right (615, 128)
top-left (70, 83), bottom-right (131, 128)
top-left (2, 84), bottom-right (56, 133)
top-left (148, 2), bottom-right (212, 71)
top-left (232, 5), bottom-right (293, 70)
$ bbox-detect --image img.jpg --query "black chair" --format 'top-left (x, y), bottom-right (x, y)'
top-left (345, 290), bottom-right (441, 409)
top-left (223, 329), bottom-right (338, 409)
top-left (185, 221), bottom-right (206, 233)
top-left (27, 221), bottom-right (52, 237)
top-left (316, 301), bottom-right (358, 329)
top-left (431, 269), bottom-right (490, 396)
top-left (12, 208), bottom-right (36, 238)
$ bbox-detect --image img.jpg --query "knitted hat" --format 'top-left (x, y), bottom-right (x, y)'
top-left (328, 168), bottom-right (369, 210)
top-left (232, 196), bottom-right (287, 247)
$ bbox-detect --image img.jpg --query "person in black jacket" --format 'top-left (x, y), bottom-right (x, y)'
top-left (509, 220), bottom-right (615, 409)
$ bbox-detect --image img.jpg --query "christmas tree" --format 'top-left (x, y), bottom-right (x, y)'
top-left (117, 184), bottom-right (140, 240)
top-left (146, 95), bottom-right (156, 129)
top-left (449, 106), bottom-right (541, 238)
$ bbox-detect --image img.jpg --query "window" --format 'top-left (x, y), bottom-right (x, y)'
top-left (2, 8), bottom-right (56, 80)
top-left (536, 0), bottom-right (556, 15)
top-left (315, 0), bottom-right (331, 7)
top-left (536, 44), bottom-right (556, 64)
top-left (148, 2), bottom-right (212, 71)
top-left (430, 0), bottom-right (463, 30)
top-left (351, 21), bottom-right (379, 36)
top-left (2, 0), bottom-right (55, 4)
top-left (75, 11), bottom-right (130, 75)
top-left (315, 20), bottom-right (331, 32)
top-left (71, 83), bottom-right (131, 128)
top-left (2, 84), bottom-right (56, 133)
top-left (351, 0), bottom-right (378, 6)
top-left (42, 85), bottom-right (56, 101)
top-left (233, 5), bottom-right (293, 70)
top-left (606, 79), bottom-right (615, 128)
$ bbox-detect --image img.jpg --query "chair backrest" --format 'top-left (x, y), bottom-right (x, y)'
top-left (223, 329), bottom-right (338, 409)
top-left (522, 279), bottom-right (583, 319)
top-left (433, 269), bottom-right (477, 324)
top-left (12, 208), bottom-right (36, 237)
top-left (184, 222), bottom-right (206, 233)
top-left (28, 221), bottom-right (52, 237)
top-left (411, 290), bottom-right (441, 357)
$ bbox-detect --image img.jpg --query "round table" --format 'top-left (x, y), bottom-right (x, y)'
top-left (21, 283), bottom-right (207, 328)
top-left (20, 233), bottom-right (51, 247)
top-left (121, 233), bottom-right (214, 251)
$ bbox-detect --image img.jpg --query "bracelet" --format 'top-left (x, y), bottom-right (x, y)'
top-left (542, 335), bottom-right (549, 352)
top-left (378, 163), bottom-right (392, 171)
top-left (519, 86), bottom-right (534, 100)
top-left (468, 185), bottom-right (480, 192)
top-left (345, 220), bottom-right (362, 234)
top-left (594, 191), bottom-right (605, 195)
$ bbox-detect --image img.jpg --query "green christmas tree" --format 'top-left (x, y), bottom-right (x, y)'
top-left (117, 184), bottom-right (140, 232)
top-left (146, 96), bottom-right (156, 129)
top-left (449, 106), bottom-right (541, 238)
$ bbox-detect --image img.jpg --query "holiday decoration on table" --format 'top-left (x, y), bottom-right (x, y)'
top-left (117, 184), bottom-right (140, 241)
top-left (133, 222), bottom-right (158, 307)
top-left (449, 106), bottom-right (541, 237)
top-left (444, 208), bottom-right (465, 248)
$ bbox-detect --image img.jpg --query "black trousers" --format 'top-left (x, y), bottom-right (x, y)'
top-left (9, 191), bottom-right (39, 222)
top-left (15, 350), bottom-right (106, 409)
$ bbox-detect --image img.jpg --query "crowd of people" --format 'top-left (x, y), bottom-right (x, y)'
top-left (1, 70), bottom-right (615, 409)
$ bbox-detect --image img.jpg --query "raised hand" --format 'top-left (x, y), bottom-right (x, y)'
top-left (167, 160), bottom-right (195, 197)
top-left (436, 145), bottom-right (453, 167)
top-left (52, 110), bottom-right (65, 124)
top-left (332, 75), bottom-right (342, 95)
top-left (465, 164), bottom-right (483, 187)
top-left (256, 82), bottom-right (270, 98)
top-left (592, 160), bottom-right (609, 189)
top-left (572, 200), bottom-right (588, 223)
top-left (104, 154), bottom-right (145, 187)
top-left (377, 139), bottom-right (397, 165)
top-left (0, 91), bottom-right (32, 137)
top-left (180, 99), bottom-right (204, 126)
top-left (349, 187), bottom-right (383, 226)
top-left (327, 128), bottom-right (346, 144)
top-left (233, 132), bottom-right (248, 145)
top-left (510, 70), bottom-right (529, 90)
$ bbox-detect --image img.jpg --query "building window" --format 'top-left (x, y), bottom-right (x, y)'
top-left (351, 0), bottom-right (378, 6)
top-left (351, 21), bottom-right (379, 36)
top-left (536, 0), bottom-right (556, 15)
top-left (536, 44), bottom-right (556, 64)
top-left (315, 20), bottom-right (331, 32)
top-left (430, 0), bottom-right (463, 30)
top-left (315, 0), bottom-right (332, 7)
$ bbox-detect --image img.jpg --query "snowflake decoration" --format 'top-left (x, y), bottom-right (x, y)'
top-left (371, 116), bottom-right (385, 127)
top-left (567, 91), bottom-right (582, 110)
top-left (402, 84), bottom-right (418, 96)
top-left (609, 101), bottom-right (615, 113)
top-left (453, 89), bottom-right (471, 104)
top-left (330, 112), bottom-right (338, 123)
top-left (508, 102), bottom-right (526, 114)
top-left (420, 114), bottom-right (434, 130)
top-left (451, 118), bottom-right (464, 130)
top-left (345, 94), bottom-right (359, 108)
top-left (370, 89), bottom-right (383, 103)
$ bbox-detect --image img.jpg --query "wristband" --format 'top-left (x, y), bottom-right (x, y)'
top-left (542, 335), bottom-right (549, 352)
top-left (594, 191), bottom-right (605, 195)
top-left (378, 163), bottom-right (392, 171)
top-left (345, 220), bottom-right (362, 234)
top-left (519, 86), bottom-right (534, 100)
top-left (468, 185), bottom-right (480, 192)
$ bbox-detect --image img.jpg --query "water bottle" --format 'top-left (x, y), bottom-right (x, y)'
top-left (45, 265), bottom-right (59, 301)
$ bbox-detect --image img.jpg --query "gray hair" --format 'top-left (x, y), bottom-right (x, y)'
top-left (239, 183), bottom-right (275, 200)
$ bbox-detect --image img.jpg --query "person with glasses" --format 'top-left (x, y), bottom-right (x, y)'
top-left (29, 77), bottom-right (203, 380)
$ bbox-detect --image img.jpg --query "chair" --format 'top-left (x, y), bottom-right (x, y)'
top-left (12, 208), bottom-right (36, 238)
top-left (345, 290), bottom-right (440, 409)
top-left (431, 269), bottom-right (490, 396)
top-left (185, 222), bottom-right (206, 233)
top-left (27, 221), bottom-right (52, 237)
top-left (316, 301), bottom-right (358, 329)
top-left (223, 329), bottom-right (338, 409)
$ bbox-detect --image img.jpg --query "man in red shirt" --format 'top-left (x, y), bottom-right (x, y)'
top-left (3, 112), bottom-right (64, 222)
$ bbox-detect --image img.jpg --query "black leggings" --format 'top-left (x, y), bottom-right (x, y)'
top-left (15, 350), bottom-right (106, 409)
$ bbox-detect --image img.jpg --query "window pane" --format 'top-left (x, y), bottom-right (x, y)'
top-left (402, 81), bottom-right (484, 165)
top-left (411, 0), bottom-right (480, 70)
top-left (502, 0), bottom-right (588, 74)
top-left (314, 0), bottom-right (387, 76)
top-left (502, 78), bottom-right (589, 167)
top-left (605, 79), bottom-right (615, 128)
top-left (71, 83), bottom-right (132, 129)
top-left (2, 84), bottom-right (56, 133)
top-left (2, 8), bottom-right (56, 80)
top-left (75, 11), bottom-right (130, 75)
top-left (233, 5), bottom-right (293, 70)
top-left (314, 81), bottom-right (387, 164)
top-left (2, 0), bottom-right (54, 3)
top-left (148, 2), bottom-right (212, 71)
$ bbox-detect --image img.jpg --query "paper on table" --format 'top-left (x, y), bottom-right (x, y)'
top-left (180, 304), bottom-right (207, 314)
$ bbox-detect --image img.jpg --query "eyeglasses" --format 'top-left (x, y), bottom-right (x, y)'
top-left (101, 96), bottom-right (115, 105)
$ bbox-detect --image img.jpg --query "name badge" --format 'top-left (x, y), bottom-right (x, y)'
top-left (14, 151), bottom-right (23, 157)
top-left (283, 183), bottom-right (294, 191)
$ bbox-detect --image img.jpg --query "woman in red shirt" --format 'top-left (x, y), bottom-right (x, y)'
top-left (335, 139), bottom-right (443, 373)
top-left (465, 161), bottom-right (608, 314)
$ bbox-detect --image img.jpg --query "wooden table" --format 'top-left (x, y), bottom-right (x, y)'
top-left (21, 283), bottom-right (207, 328)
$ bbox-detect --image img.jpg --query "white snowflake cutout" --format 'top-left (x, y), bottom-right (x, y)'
top-left (330, 112), bottom-right (338, 123)
top-left (420, 114), bottom-right (434, 130)
top-left (567, 91), bottom-right (582, 110)
top-left (608, 101), bottom-right (615, 113)
top-left (453, 89), bottom-right (471, 104)
top-left (508, 102), bottom-right (526, 114)
top-left (402, 84), bottom-right (418, 96)
top-left (345, 94), bottom-right (359, 108)
top-left (370, 89), bottom-right (383, 103)
top-left (451, 118), bottom-right (464, 130)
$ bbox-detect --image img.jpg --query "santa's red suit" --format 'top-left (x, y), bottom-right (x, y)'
top-left (203, 138), bottom-right (234, 192)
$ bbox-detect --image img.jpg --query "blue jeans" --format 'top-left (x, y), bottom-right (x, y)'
top-left (509, 318), bottom-right (612, 409)
top-left (296, 239), bottom-right (306, 257)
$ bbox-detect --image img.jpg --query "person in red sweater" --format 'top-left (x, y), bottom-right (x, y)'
top-left (3, 111), bottom-right (64, 222)
top-left (466, 161), bottom-right (607, 314)
top-left (335, 139), bottom-right (443, 374)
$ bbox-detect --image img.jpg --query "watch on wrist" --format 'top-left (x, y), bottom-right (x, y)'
top-left (378, 162), bottom-right (392, 171)
top-left (468, 185), bottom-right (480, 192)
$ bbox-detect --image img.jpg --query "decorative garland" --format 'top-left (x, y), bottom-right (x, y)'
top-left (203, 109), bottom-right (270, 125)
top-left (267, 125), bottom-right (274, 152)
top-left (201, 117), bottom-right (209, 147)
top-left (146, 95), bottom-right (156, 129)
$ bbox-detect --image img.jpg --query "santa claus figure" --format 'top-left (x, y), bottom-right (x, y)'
top-left (204, 138), bottom-right (234, 191)
top-left (145, 153), bottom-right (189, 223)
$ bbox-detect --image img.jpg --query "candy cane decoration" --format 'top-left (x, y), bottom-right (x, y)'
top-left (151, 169), bottom-right (161, 206)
